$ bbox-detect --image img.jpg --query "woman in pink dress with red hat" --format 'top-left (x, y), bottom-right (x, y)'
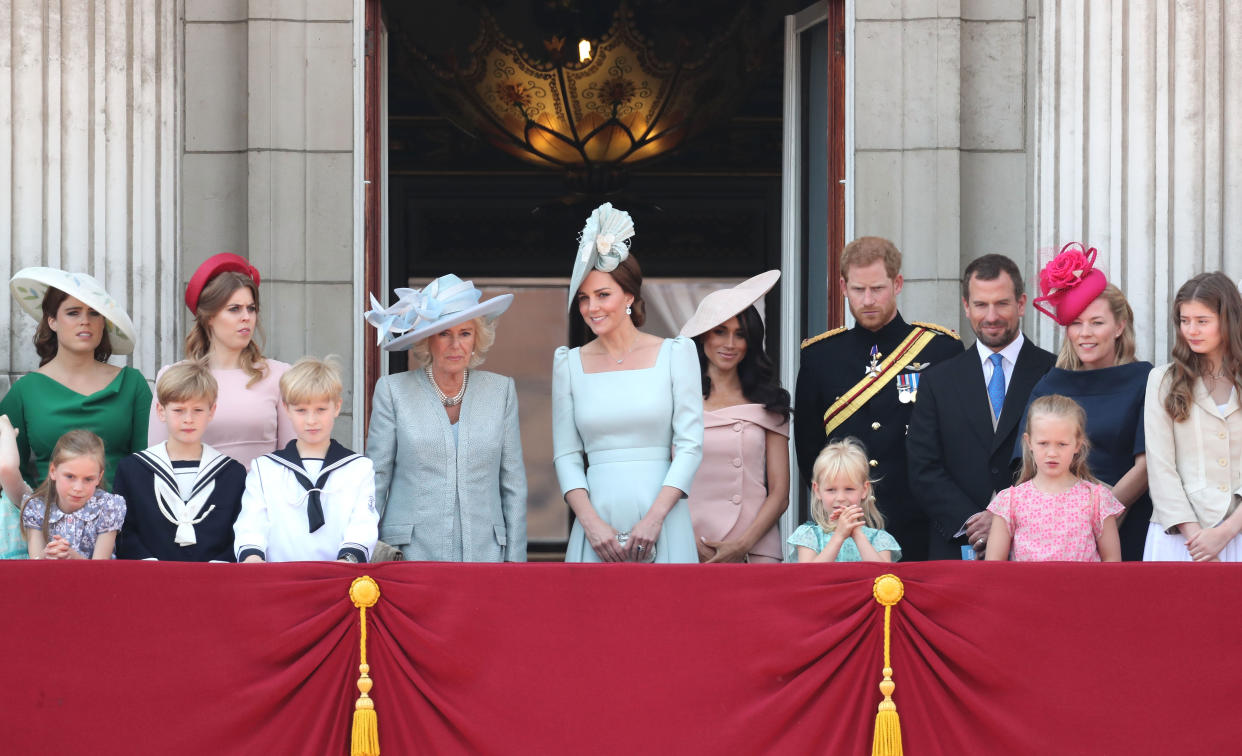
top-left (147, 254), bottom-right (294, 469)
top-left (680, 271), bottom-right (790, 563)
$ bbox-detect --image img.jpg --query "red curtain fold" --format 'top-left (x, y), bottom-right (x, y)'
top-left (3, 561), bottom-right (1233, 755)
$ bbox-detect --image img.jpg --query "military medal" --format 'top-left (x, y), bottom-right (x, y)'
top-left (897, 372), bottom-right (919, 403)
top-left (864, 345), bottom-right (882, 378)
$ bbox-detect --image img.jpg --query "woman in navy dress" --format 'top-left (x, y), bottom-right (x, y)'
top-left (1016, 244), bottom-right (1153, 560)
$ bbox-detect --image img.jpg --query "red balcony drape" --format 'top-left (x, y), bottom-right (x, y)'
top-left (4, 561), bottom-right (1233, 755)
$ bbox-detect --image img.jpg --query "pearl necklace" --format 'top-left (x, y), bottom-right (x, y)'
top-left (426, 366), bottom-right (468, 406)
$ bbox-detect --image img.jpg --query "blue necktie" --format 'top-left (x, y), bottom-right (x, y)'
top-left (987, 353), bottom-right (1006, 420)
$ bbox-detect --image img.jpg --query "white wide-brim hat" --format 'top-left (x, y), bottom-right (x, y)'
top-left (9, 267), bottom-right (138, 355)
top-left (364, 273), bottom-right (514, 352)
top-left (679, 270), bottom-right (781, 338)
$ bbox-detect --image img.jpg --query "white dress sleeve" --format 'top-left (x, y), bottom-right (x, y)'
top-left (661, 336), bottom-right (704, 495)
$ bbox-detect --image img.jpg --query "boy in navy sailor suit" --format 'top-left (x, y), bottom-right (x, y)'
top-left (234, 357), bottom-right (378, 563)
top-left (115, 361), bottom-right (247, 561)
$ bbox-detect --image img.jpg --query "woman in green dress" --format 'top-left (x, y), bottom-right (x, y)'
top-left (0, 268), bottom-right (150, 558)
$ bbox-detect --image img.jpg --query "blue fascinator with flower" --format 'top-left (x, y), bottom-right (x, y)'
top-left (568, 203), bottom-right (636, 310)
top-left (363, 274), bottom-right (513, 352)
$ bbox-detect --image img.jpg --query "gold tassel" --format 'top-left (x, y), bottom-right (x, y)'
top-left (871, 574), bottom-right (905, 756)
top-left (350, 576), bottom-right (381, 756)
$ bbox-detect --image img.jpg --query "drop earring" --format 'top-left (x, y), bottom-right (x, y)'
top-left (626, 304), bottom-right (632, 316)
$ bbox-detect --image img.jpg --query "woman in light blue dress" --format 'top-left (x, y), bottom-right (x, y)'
top-left (553, 204), bottom-right (703, 563)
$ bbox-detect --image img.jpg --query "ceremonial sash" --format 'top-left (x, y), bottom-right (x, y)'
top-left (822, 326), bottom-right (939, 437)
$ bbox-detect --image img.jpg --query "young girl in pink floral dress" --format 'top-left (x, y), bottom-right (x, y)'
top-left (985, 394), bottom-right (1123, 562)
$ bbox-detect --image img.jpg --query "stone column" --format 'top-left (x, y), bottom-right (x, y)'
top-left (183, 0), bottom-right (358, 440)
top-left (853, 0), bottom-right (1036, 337)
top-left (1032, 0), bottom-right (1242, 361)
top-left (2, 0), bottom-right (180, 387)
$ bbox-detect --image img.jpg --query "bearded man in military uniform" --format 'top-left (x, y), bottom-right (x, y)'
top-left (794, 236), bottom-right (962, 561)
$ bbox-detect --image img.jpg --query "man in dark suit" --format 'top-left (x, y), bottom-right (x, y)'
top-left (795, 237), bottom-right (962, 561)
top-left (906, 254), bottom-right (1056, 560)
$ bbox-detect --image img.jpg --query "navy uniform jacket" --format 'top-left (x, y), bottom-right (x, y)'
top-left (114, 445), bottom-right (247, 562)
top-left (794, 313), bottom-right (962, 561)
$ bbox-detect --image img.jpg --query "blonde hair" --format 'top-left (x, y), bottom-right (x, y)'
top-left (1055, 284), bottom-right (1137, 370)
top-left (810, 438), bottom-right (885, 532)
top-left (27, 430), bottom-right (107, 543)
top-left (184, 271), bottom-right (269, 388)
top-left (407, 316), bottom-right (497, 369)
top-left (156, 360), bottom-right (219, 406)
top-left (1017, 395), bottom-right (1100, 485)
top-left (280, 356), bottom-right (344, 405)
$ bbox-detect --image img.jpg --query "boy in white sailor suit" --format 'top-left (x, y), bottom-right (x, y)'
top-left (115, 362), bottom-right (247, 561)
top-left (234, 357), bottom-right (378, 563)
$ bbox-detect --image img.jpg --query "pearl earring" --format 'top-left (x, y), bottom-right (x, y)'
top-left (626, 304), bottom-right (632, 316)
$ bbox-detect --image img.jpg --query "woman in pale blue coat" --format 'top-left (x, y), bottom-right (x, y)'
top-left (364, 275), bottom-right (527, 562)
top-left (553, 204), bottom-right (704, 563)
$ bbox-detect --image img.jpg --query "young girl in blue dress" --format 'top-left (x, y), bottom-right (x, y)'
top-left (787, 438), bottom-right (901, 562)
top-left (3, 428), bottom-right (126, 560)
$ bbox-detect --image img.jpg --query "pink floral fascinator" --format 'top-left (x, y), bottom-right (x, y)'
top-left (1032, 242), bottom-right (1108, 326)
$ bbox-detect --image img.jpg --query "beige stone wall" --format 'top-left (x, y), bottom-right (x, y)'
top-left (182, 0), bottom-right (359, 442)
top-left (853, 0), bottom-right (1036, 340)
top-left (1, 0), bottom-right (180, 390)
top-left (1032, 0), bottom-right (1242, 364)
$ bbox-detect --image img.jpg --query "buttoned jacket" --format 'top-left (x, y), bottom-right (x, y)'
top-left (906, 337), bottom-right (1056, 559)
top-left (366, 368), bottom-right (527, 561)
top-left (1144, 363), bottom-right (1242, 530)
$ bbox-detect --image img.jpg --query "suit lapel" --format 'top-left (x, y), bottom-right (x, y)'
top-left (1193, 379), bottom-right (1240, 419)
top-left (953, 346), bottom-right (996, 448)
top-left (991, 340), bottom-right (1043, 452)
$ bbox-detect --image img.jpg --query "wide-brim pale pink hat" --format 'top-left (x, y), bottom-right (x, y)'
top-left (10, 267), bottom-right (138, 355)
top-left (679, 270), bottom-right (781, 338)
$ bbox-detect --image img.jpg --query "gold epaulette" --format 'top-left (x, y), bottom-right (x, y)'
top-left (912, 321), bottom-right (960, 340)
top-left (801, 326), bottom-right (847, 349)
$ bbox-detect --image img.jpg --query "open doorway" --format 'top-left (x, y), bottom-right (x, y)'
top-left (362, 0), bottom-right (844, 559)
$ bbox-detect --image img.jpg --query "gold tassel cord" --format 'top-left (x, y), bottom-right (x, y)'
top-left (871, 574), bottom-right (904, 756)
top-left (350, 576), bottom-right (381, 756)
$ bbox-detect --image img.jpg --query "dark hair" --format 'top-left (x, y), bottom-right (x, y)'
top-left (961, 254), bottom-right (1025, 301)
top-left (605, 254), bottom-right (646, 328)
top-left (1164, 272), bottom-right (1242, 422)
top-left (694, 305), bottom-right (791, 420)
top-left (34, 287), bottom-right (114, 366)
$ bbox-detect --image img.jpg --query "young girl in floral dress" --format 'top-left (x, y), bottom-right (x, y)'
top-left (986, 394), bottom-right (1122, 561)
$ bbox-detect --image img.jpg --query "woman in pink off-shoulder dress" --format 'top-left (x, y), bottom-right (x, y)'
top-left (681, 272), bottom-right (790, 563)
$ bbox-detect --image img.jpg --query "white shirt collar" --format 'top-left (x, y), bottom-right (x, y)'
top-left (975, 331), bottom-right (1025, 369)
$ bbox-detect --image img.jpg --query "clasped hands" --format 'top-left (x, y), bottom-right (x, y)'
top-left (586, 516), bottom-right (660, 562)
top-left (828, 504), bottom-right (868, 541)
top-left (41, 535), bottom-right (83, 560)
